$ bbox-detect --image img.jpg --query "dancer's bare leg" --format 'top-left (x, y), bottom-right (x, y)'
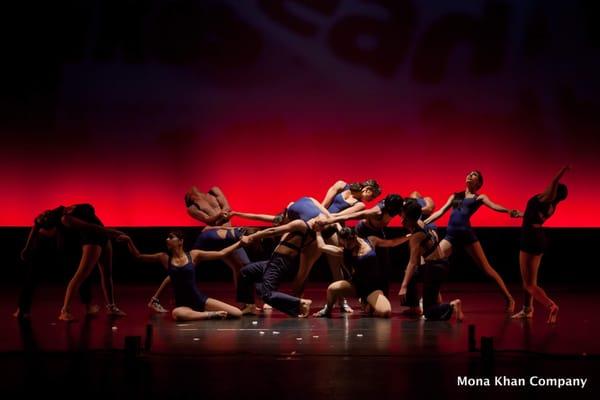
top-left (204, 298), bottom-right (242, 318)
top-left (313, 280), bottom-right (356, 317)
top-left (366, 290), bottom-right (391, 318)
top-left (171, 306), bottom-right (227, 321)
top-left (292, 241), bottom-right (321, 296)
top-left (148, 277), bottom-right (170, 313)
top-left (450, 299), bottom-right (464, 322)
top-left (325, 232), bottom-right (352, 312)
top-left (60, 245), bottom-right (101, 321)
top-left (465, 241), bottom-right (514, 312)
top-left (98, 241), bottom-right (126, 316)
top-left (518, 251), bottom-right (558, 323)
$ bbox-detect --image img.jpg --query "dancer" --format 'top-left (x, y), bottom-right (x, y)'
top-left (185, 186), bottom-right (232, 226)
top-left (230, 196), bottom-right (334, 295)
top-left (398, 199), bottom-right (463, 322)
top-left (147, 226), bottom-right (256, 313)
top-left (236, 219), bottom-right (315, 317)
top-left (321, 179), bottom-right (381, 215)
top-left (15, 204), bottom-right (126, 321)
top-left (321, 180), bottom-right (381, 312)
top-left (118, 231), bottom-right (243, 320)
top-left (409, 191), bottom-right (436, 229)
top-left (312, 227), bottom-right (410, 318)
top-left (148, 186), bottom-right (248, 313)
top-left (512, 165), bottom-right (570, 323)
top-left (424, 170), bottom-right (521, 311)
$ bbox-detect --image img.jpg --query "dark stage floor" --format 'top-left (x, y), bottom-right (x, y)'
top-left (1, 283), bottom-right (599, 398)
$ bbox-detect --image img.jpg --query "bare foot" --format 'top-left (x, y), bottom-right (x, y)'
top-left (298, 299), bottom-right (312, 318)
top-left (262, 304), bottom-right (273, 310)
top-left (547, 303), bottom-right (559, 324)
top-left (106, 304), bottom-right (127, 317)
top-left (313, 305), bottom-right (331, 318)
top-left (240, 304), bottom-right (257, 315)
top-left (86, 304), bottom-right (100, 316)
top-left (208, 311), bottom-right (228, 320)
top-left (13, 308), bottom-right (31, 319)
top-left (58, 310), bottom-right (76, 322)
top-left (511, 307), bottom-right (533, 319)
top-left (505, 297), bottom-right (515, 314)
top-left (148, 298), bottom-right (168, 313)
top-left (451, 299), bottom-right (464, 322)
top-left (339, 299), bottom-right (353, 313)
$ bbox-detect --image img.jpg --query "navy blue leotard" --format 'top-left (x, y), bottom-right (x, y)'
top-left (346, 239), bottom-right (387, 300)
top-left (287, 197), bottom-right (322, 221)
top-left (444, 192), bottom-right (482, 246)
top-left (328, 185), bottom-right (360, 214)
top-left (168, 252), bottom-right (208, 311)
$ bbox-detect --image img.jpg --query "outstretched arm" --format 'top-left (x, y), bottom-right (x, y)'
top-left (479, 195), bottom-right (521, 217)
top-left (20, 224), bottom-right (40, 261)
top-left (245, 219), bottom-right (307, 241)
top-left (326, 206), bottom-right (381, 224)
top-left (333, 201), bottom-right (366, 217)
top-left (398, 235), bottom-right (424, 301)
top-left (539, 165), bottom-right (570, 203)
top-left (315, 231), bottom-right (343, 257)
top-left (117, 235), bottom-right (168, 268)
top-left (424, 194), bottom-right (455, 225)
top-left (369, 234), bottom-right (411, 248)
top-left (321, 180), bottom-right (347, 209)
top-left (228, 211), bottom-right (278, 223)
top-left (191, 241), bottom-right (241, 263)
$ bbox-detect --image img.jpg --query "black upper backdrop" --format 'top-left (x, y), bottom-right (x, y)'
top-left (1, 0), bottom-right (599, 150)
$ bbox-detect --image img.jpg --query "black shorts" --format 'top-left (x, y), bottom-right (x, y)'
top-left (444, 227), bottom-right (478, 247)
top-left (352, 273), bottom-right (387, 301)
top-left (520, 228), bottom-right (546, 255)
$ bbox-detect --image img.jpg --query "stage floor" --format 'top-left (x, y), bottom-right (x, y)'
top-left (1, 283), bottom-right (599, 398)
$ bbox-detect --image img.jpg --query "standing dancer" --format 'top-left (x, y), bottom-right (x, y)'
top-left (16, 204), bottom-right (126, 321)
top-left (424, 171), bottom-right (521, 311)
top-left (118, 231), bottom-right (243, 320)
top-left (236, 219), bottom-right (315, 317)
top-left (512, 166), bottom-right (570, 323)
top-left (398, 200), bottom-right (463, 322)
top-left (312, 227), bottom-right (410, 318)
top-left (148, 186), bottom-right (249, 312)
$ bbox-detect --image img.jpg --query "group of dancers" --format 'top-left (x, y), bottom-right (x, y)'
top-left (14, 166), bottom-right (570, 324)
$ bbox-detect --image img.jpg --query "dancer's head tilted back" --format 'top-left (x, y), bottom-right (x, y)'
top-left (465, 170), bottom-right (484, 192)
top-left (349, 179), bottom-right (381, 202)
